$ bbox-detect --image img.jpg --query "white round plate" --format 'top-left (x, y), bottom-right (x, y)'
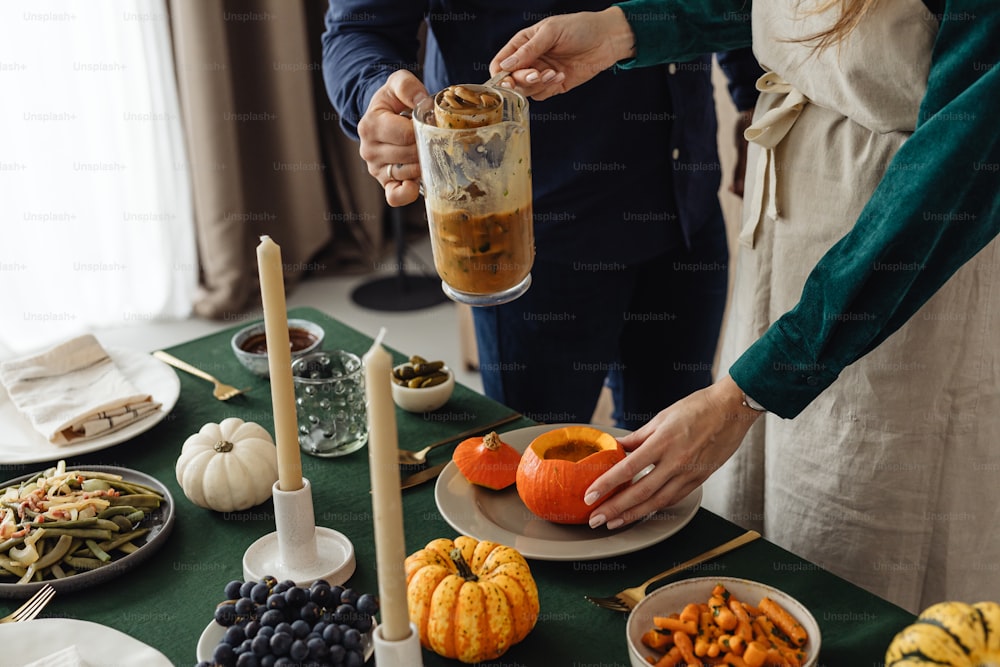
top-left (434, 423), bottom-right (702, 561)
top-left (197, 620), bottom-right (375, 663)
top-left (0, 466), bottom-right (175, 598)
top-left (625, 577), bottom-right (820, 667)
top-left (0, 618), bottom-right (171, 665)
top-left (0, 347), bottom-right (180, 464)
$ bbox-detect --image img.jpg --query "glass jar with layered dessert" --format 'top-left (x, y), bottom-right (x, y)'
top-left (412, 84), bottom-right (534, 306)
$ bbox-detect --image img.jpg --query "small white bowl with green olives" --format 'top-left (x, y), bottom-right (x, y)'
top-left (391, 356), bottom-right (455, 413)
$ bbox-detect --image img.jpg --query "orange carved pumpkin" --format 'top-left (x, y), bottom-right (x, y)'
top-left (515, 425), bottom-right (625, 524)
top-left (452, 431), bottom-right (521, 490)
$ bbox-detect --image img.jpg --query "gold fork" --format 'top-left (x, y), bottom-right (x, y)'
top-left (153, 351), bottom-right (250, 401)
top-left (397, 413), bottom-right (522, 466)
top-left (0, 584), bottom-right (56, 623)
top-left (585, 530), bottom-right (761, 612)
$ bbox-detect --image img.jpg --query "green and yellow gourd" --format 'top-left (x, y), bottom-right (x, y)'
top-left (885, 601), bottom-right (1000, 667)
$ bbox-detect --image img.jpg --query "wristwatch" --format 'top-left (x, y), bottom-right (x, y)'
top-left (742, 392), bottom-right (767, 412)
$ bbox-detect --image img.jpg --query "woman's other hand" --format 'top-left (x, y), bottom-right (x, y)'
top-left (585, 375), bottom-right (763, 530)
top-left (357, 70), bottom-right (427, 206)
top-left (490, 8), bottom-right (636, 101)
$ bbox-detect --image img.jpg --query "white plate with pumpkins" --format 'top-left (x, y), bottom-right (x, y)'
top-left (434, 423), bottom-right (702, 561)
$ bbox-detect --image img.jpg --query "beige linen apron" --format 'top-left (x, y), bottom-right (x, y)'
top-left (705, 0), bottom-right (1000, 612)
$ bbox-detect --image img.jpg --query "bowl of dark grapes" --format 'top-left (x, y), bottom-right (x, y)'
top-left (196, 576), bottom-right (379, 666)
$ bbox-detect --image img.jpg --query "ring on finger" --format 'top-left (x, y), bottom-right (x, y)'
top-left (385, 163), bottom-right (395, 182)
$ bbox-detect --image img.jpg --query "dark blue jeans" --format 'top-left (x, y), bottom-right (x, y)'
top-left (472, 222), bottom-right (729, 431)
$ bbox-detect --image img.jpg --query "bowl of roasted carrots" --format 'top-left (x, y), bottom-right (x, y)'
top-left (626, 577), bottom-right (820, 667)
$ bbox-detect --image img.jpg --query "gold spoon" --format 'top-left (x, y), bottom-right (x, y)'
top-left (484, 70), bottom-right (510, 87)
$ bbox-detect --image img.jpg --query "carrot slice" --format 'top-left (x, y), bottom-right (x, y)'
top-left (759, 597), bottom-right (808, 648)
top-left (642, 628), bottom-right (674, 651)
top-left (654, 646), bottom-right (683, 667)
top-left (673, 630), bottom-right (700, 666)
top-left (654, 616), bottom-right (698, 634)
top-left (742, 640), bottom-right (770, 667)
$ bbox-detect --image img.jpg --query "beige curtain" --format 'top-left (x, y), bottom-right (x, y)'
top-left (169, 0), bottom-right (386, 318)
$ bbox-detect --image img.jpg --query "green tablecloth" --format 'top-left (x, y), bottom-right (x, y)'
top-left (2, 307), bottom-right (915, 666)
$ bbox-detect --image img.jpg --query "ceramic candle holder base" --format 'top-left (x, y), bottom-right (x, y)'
top-left (374, 622), bottom-right (424, 666)
top-left (242, 478), bottom-right (356, 585)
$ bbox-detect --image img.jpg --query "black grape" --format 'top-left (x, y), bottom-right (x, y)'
top-left (204, 576), bottom-right (376, 666)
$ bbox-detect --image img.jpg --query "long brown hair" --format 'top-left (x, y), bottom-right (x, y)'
top-left (798, 0), bottom-right (881, 50)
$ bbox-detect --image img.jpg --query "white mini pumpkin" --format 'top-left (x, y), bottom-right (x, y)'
top-left (175, 417), bottom-right (279, 512)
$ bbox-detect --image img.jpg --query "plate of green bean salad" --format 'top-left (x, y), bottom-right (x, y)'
top-left (0, 462), bottom-right (174, 598)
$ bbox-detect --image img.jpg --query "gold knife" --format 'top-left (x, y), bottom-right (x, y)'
top-left (400, 462), bottom-right (450, 490)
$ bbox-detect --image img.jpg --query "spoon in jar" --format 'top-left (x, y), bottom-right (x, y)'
top-left (483, 70), bottom-right (510, 87)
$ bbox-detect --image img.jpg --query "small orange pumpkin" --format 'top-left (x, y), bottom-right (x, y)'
top-left (405, 536), bottom-right (540, 663)
top-left (452, 431), bottom-right (521, 490)
top-left (515, 425), bottom-right (625, 524)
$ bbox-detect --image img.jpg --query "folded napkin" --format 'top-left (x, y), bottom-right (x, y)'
top-left (22, 645), bottom-right (86, 667)
top-left (0, 334), bottom-right (161, 445)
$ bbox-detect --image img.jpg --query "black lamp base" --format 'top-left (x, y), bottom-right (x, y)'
top-left (352, 203), bottom-right (450, 312)
top-left (350, 274), bottom-right (450, 312)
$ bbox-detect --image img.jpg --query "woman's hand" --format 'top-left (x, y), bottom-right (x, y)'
top-left (490, 8), bottom-right (636, 101)
top-left (357, 70), bottom-right (428, 207)
top-left (585, 375), bottom-right (763, 530)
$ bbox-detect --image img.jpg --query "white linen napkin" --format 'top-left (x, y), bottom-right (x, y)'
top-left (22, 645), bottom-right (86, 667)
top-left (0, 334), bottom-right (161, 445)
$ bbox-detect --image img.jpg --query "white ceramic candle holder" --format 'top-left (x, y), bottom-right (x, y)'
top-left (242, 478), bottom-right (356, 586)
top-left (374, 622), bottom-right (424, 666)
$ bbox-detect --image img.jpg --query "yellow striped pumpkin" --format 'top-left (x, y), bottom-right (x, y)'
top-left (404, 536), bottom-right (540, 663)
top-left (886, 601), bottom-right (1000, 666)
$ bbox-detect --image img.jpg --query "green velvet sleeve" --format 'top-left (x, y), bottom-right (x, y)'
top-left (613, 0), bottom-right (752, 66)
top-left (729, 0), bottom-right (1000, 418)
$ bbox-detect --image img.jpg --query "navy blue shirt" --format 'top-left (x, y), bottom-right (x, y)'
top-left (321, 1), bottom-right (762, 264)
